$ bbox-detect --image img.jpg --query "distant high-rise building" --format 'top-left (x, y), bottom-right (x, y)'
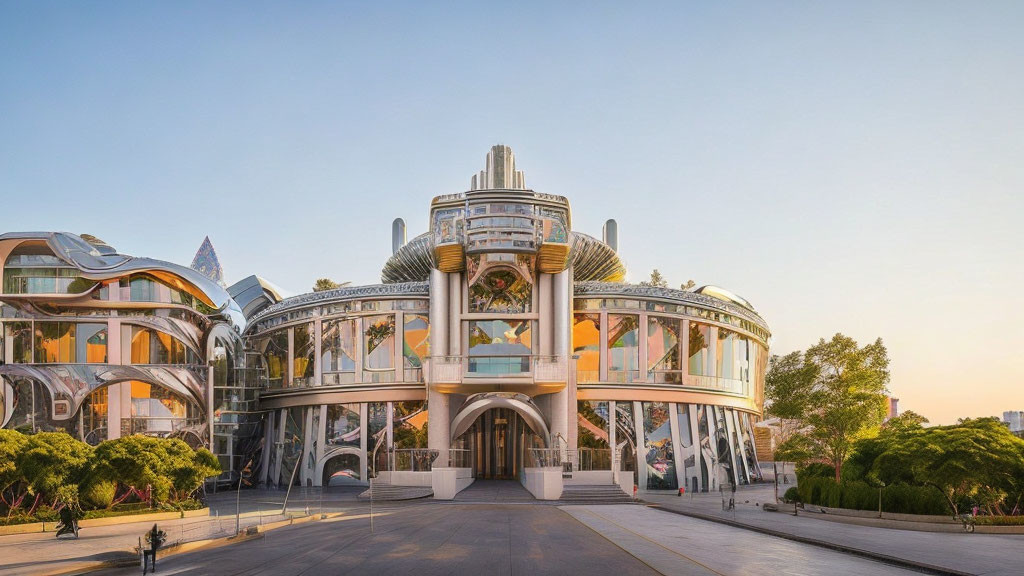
top-left (1003, 411), bottom-right (1024, 432)
top-left (886, 397), bottom-right (899, 420)
top-left (190, 236), bottom-right (225, 287)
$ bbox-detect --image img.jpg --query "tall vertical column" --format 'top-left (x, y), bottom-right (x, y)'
top-left (448, 273), bottom-right (461, 356)
top-left (106, 318), bottom-right (122, 439)
top-left (428, 269), bottom-right (451, 465)
top-left (550, 270), bottom-right (570, 453)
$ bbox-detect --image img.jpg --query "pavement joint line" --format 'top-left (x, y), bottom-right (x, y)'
top-left (645, 503), bottom-right (974, 576)
top-left (572, 506), bottom-right (726, 576)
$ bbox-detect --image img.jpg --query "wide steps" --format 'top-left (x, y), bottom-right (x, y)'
top-left (358, 484), bottom-right (433, 501)
top-left (559, 485), bottom-right (634, 504)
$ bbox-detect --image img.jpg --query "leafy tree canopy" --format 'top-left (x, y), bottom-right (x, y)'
top-left (765, 333), bottom-right (890, 482)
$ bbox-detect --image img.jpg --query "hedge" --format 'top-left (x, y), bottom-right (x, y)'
top-left (796, 476), bottom-right (948, 515)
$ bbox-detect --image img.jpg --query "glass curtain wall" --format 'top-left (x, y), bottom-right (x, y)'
top-left (688, 322), bottom-right (712, 377)
top-left (402, 314), bottom-right (429, 380)
top-left (262, 330), bottom-right (288, 389)
top-left (607, 315), bottom-right (639, 382)
top-left (647, 317), bottom-right (681, 383)
top-left (128, 381), bottom-right (200, 436)
top-left (467, 319), bottom-right (532, 374)
top-left (614, 401), bottom-right (637, 485)
top-left (322, 319), bottom-right (357, 385)
top-left (572, 314), bottom-right (600, 383)
top-left (641, 402), bottom-right (677, 490)
top-left (293, 323), bottom-right (315, 386)
top-left (363, 315), bottom-right (395, 382)
top-left (577, 401), bottom-right (611, 470)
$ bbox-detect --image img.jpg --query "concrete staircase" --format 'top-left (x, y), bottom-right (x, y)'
top-left (558, 485), bottom-right (634, 504)
top-left (358, 483), bottom-right (433, 501)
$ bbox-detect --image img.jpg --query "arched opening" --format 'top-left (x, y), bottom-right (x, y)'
top-left (321, 450), bottom-right (363, 487)
top-left (451, 393), bottom-right (549, 480)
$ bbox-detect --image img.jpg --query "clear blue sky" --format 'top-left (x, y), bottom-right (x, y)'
top-left (2, 1), bottom-right (1022, 424)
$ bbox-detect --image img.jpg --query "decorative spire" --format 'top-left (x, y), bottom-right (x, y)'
top-left (470, 144), bottom-right (526, 190)
top-left (190, 236), bottom-right (225, 287)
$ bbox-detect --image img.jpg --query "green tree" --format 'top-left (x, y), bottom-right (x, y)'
top-left (0, 430), bottom-right (28, 510)
top-left (640, 269), bottom-right (668, 288)
top-left (93, 436), bottom-right (173, 504)
top-left (765, 334), bottom-right (890, 483)
top-left (17, 432), bottom-right (93, 503)
top-left (312, 278), bottom-right (350, 292)
top-left (872, 418), bottom-right (1024, 515)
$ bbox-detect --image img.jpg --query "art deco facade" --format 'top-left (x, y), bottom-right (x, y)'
top-left (1, 146), bottom-right (770, 496)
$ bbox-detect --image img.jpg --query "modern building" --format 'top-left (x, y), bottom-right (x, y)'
top-left (1004, 411), bottom-right (1024, 434)
top-left (1, 145), bottom-right (771, 497)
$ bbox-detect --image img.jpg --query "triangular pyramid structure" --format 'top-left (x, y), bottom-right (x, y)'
top-left (190, 236), bottom-right (225, 287)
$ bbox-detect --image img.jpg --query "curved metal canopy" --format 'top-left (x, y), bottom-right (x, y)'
top-left (450, 392), bottom-right (550, 445)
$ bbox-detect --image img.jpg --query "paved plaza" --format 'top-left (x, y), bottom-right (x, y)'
top-left (4, 483), bottom-right (1024, 575)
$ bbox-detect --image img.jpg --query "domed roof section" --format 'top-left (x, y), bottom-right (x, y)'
top-left (380, 231), bottom-right (626, 283)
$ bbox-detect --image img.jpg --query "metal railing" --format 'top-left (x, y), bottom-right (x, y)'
top-left (446, 448), bottom-right (473, 469)
top-left (528, 448), bottom-right (562, 468)
top-left (390, 448), bottom-right (439, 472)
top-left (576, 448), bottom-right (613, 471)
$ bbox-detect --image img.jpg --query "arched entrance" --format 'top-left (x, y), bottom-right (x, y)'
top-left (451, 393), bottom-right (549, 480)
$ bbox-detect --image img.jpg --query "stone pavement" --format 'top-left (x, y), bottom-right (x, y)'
top-left (564, 504), bottom-right (923, 576)
top-left (641, 483), bottom-right (1024, 576)
top-left (101, 503), bottom-right (658, 576)
top-left (0, 488), bottom-right (362, 576)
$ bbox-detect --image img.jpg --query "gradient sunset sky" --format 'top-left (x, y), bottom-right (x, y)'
top-left (2, 2), bottom-right (1021, 424)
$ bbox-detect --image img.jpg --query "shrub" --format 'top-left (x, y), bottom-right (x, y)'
top-left (81, 480), bottom-right (117, 509)
top-left (796, 476), bottom-right (948, 515)
top-left (974, 516), bottom-right (1024, 526)
top-left (797, 463), bottom-right (835, 481)
top-left (783, 487), bottom-right (800, 503)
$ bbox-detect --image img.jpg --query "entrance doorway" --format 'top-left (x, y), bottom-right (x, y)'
top-left (455, 408), bottom-right (544, 480)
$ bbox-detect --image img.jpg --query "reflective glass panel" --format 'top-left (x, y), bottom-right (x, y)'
top-left (468, 268), bottom-right (532, 313)
top-left (615, 401), bottom-right (637, 482)
top-left (647, 316), bottom-right (681, 383)
top-left (403, 314), bottom-right (429, 368)
top-left (393, 401), bottom-right (428, 449)
top-left (6, 322), bottom-right (32, 363)
top-left (688, 322), bottom-right (711, 376)
top-left (642, 402), bottom-right (677, 490)
top-left (322, 319), bottom-right (357, 372)
top-left (77, 323), bottom-right (107, 363)
top-left (293, 323), bottom-right (315, 386)
top-left (263, 330), bottom-right (289, 388)
top-left (467, 319), bottom-right (532, 374)
top-left (607, 314), bottom-right (639, 380)
top-left (577, 401), bottom-right (611, 470)
top-left (572, 313), bottom-right (600, 383)
top-left (323, 453), bottom-right (361, 486)
top-left (363, 315), bottom-right (395, 370)
top-left (326, 403), bottom-right (360, 448)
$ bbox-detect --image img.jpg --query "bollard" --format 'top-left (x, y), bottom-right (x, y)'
top-left (633, 485), bottom-right (638, 499)
top-left (678, 487), bottom-right (685, 497)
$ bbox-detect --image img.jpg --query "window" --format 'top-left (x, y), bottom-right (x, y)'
top-left (78, 324), bottom-right (107, 363)
top-left (403, 314), bottom-right (429, 369)
top-left (35, 322), bottom-right (73, 363)
top-left (3, 243), bottom-right (94, 295)
top-left (325, 403), bottom-right (360, 448)
top-left (82, 387), bottom-right (108, 445)
top-left (363, 315), bottom-right (395, 370)
top-left (642, 402), bottom-right (677, 490)
top-left (468, 268), bottom-right (532, 313)
top-left (129, 326), bottom-right (197, 365)
top-left (647, 317), bottom-right (681, 383)
top-left (262, 330), bottom-right (289, 389)
top-left (607, 314), bottom-right (639, 382)
top-left (128, 381), bottom-right (200, 436)
top-left (293, 323), bottom-right (315, 386)
top-left (572, 313), bottom-right (600, 383)
top-left (577, 401), bottom-right (611, 470)
top-left (467, 319), bottom-right (532, 374)
top-left (322, 319), bottom-right (357, 383)
top-left (6, 322), bottom-right (32, 363)
top-left (688, 322), bottom-right (711, 377)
